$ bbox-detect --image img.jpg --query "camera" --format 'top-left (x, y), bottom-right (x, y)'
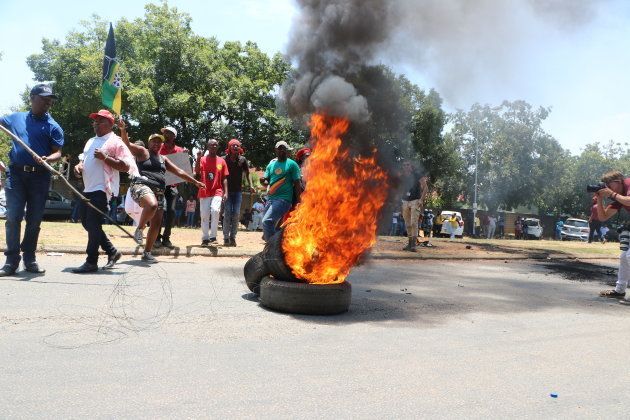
top-left (586, 182), bottom-right (606, 193)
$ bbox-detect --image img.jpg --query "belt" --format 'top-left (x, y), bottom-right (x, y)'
top-left (10, 164), bottom-right (46, 173)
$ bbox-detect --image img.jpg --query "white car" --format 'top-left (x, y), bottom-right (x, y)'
top-left (439, 211), bottom-right (464, 237)
top-left (522, 217), bottom-right (543, 239)
top-left (560, 218), bottom-right (589, 241)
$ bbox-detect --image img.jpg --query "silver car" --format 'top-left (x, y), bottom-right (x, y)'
top-left (560, 218), bottom-right (589, 241)
top-left (43, 190), bottom-right (73, 218)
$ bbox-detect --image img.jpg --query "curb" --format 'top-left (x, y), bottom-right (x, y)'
top-left (12, 246), bottom-right (619, 261)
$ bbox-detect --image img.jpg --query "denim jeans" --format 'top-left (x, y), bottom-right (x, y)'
top-left (4, 167), bottom-right (50, 267)
top-left (222, 192), bottom-right (243, 240)
top-left (80, 191), bottom-right (117, 264)
top-left (186, 211), bottom-right (195, 227)
top-left (262, 198), bottom-right (292, 241)
top-left (158, 186), bottom-right (178, 242)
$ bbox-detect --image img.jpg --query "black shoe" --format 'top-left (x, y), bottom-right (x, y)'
top-left (162, 239), bottom-right (174, 249)
top-left (230, 237), bottom-right (237, 247)
top-left (208, 237), bottom-right (218, 245)
top-left (224, 239), bottom-right (231, 246)
top-left (103, 251), bottom-right (122, 270)
top-left (201, 239), bottom-right (210, 246)
top-left (153, 238), bottom-right (163, 249)
top-left (0, 264), bottom-right (18, 277)
top-left (600, 289), bottom-right (626, 298)
top-left (24, 262), bottom-right (45, 274)
top-left (71, 262), bottom-right (99, 274)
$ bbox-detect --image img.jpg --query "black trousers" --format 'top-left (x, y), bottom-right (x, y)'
top-left (158, 186), bottom-right (177, 242)
top-left (588, 220), bottom-right (601, 243)
top-left (80, 191), bottom-right (116, 264)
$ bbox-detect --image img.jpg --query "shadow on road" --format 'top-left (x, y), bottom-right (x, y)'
top-left (252, 259), bottom-right (622, 327)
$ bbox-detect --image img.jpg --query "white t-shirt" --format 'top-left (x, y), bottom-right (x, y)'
top-left (81, 132), bottom-right (119, 196)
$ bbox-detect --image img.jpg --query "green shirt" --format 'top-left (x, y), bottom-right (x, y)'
top-left (264, 158), bottom-right (301, 202)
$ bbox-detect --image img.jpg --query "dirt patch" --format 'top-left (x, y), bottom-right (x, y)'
top-left (542, 260), bottom-right (617, 283)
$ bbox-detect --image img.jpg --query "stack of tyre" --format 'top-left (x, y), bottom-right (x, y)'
top-left (244, 232), bottom-right (351, 315)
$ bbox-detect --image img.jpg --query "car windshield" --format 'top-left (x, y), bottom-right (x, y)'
top-left (524, 220), bottom-right (539, 226)
top-left (567, 220), bottom-right (588, 228)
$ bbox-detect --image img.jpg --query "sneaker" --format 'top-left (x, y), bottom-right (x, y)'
top-left (153, 238), bottom-right (163, 249)
top-left (619, 299), bottom-right (630, 306)
top-left (133, 228), bottom-right (143, 245)
top-left (201, 239), bottom-right (210, 246)
top-left (103, 251), bottom-right (122, 270)
top-left (599, 289), bottom-right (626, 299)
top-left (162, 239), bottom-right (174, 249)
top-left (224, 239), bottom-right (231, 247)
top-left (230, 237), bottom-right (237, 247)
top-left (141, 252), bottom-right (158, 264)
top-left (208, 237), bottom-right (218, 244)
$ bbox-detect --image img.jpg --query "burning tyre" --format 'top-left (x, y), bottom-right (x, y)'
top-left (244, 253), bottom-right (268, 295)
top-left (243, 114), bottom-right (387, 315)
top-left (259, 277), bottom-right (351, 315)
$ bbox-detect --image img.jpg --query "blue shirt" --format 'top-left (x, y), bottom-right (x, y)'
top-left (0, 111), bottom-right (64, 166)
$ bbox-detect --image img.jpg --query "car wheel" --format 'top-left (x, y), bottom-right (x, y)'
top-left (259, 277), bottom-right (352, 315)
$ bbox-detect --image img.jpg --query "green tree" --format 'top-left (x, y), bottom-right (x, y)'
top-left (24, 1), bottom-right (298, 167)
top-left (449, 100), bottom-right (569, 212)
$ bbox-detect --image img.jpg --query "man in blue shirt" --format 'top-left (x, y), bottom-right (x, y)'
top-left (260, 141), bottom-right (302, 241)
top-left (0, 84), bottom-right (64, 276)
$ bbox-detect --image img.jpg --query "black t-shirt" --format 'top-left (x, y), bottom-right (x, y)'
top-left (224, 155), bottom-right (249, 193)
top-left (402, 170), bottom-right (425, 201)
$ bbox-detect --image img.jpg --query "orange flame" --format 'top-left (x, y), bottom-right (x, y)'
top-left (282, 113), bottom-right (389, 284)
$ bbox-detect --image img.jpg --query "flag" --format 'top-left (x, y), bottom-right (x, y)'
top-left (101, 23), bottom-right (122, 115)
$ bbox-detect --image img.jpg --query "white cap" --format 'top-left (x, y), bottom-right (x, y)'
top-left (161, 126), bottom-right (178, 137)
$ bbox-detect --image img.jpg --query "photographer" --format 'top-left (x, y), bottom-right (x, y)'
top-left (595, 170), bottom-right (630, 304)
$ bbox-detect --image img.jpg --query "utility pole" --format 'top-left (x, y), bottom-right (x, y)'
top-left (473, 129), bottom-right (479, 237)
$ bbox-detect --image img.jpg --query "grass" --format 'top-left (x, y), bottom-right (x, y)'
top-left (0, 220), bottom-right (620, 258)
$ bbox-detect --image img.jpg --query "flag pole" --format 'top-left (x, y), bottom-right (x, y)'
top-left (0, 124), bottom-right (136, 241)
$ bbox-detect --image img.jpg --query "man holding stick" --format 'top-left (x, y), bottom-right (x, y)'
top-left (0, 84), bottom-right (64, 276)
top-left (71, 110), bottom-right (137, 273)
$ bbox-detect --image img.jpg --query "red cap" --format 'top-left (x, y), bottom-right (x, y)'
top-left (296, 147), bottom-right (312, 162)
top-left (89, 109), bottom-right (115, 123)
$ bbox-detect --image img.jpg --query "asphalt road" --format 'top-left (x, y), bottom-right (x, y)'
top-left (0, 254), bottom-right (628, 418)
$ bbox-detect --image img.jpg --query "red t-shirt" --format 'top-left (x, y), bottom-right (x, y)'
top-left (198, 155), bottom-right (229, 198)
top-left (609, 178), bottom-right (630, 212)
top-left (159, 143), bottom-right (185, 155)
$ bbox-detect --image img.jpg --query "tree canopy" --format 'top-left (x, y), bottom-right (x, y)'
top-left (2, 1), bottom-right (627, 220)
top-left (25, 2), bottom-right (301, 168)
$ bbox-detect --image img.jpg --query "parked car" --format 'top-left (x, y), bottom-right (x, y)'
top-left (522, 217), bottom-right (543, 239)
top-left (560, 218), bottom-right (589, 241)
top-left (43, 190), bottom-right (73, 218)
top-left (0, 187), bottom-right (5, 219)
top-left (439, 210), bottom-right (464, 237)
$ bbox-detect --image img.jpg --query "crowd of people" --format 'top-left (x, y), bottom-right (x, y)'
top-left (0, 84), bottom-right (310, 275)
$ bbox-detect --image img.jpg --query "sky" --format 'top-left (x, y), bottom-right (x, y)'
top-left (0, 0), bottom-right (629, 155)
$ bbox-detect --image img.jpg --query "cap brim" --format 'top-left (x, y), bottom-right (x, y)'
top-left (88, 113), bottom-right (114, 122)
top-left (39, 93), bottom-right (58, 99)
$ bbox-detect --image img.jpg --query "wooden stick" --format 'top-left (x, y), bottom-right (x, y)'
top-left (0, 124), bottom-right (136, 240)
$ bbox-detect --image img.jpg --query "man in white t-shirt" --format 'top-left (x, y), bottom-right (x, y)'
top-left (71, 110), bottom-right (138, 273)
top-left (248, 199), bottom-right (265, 231)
